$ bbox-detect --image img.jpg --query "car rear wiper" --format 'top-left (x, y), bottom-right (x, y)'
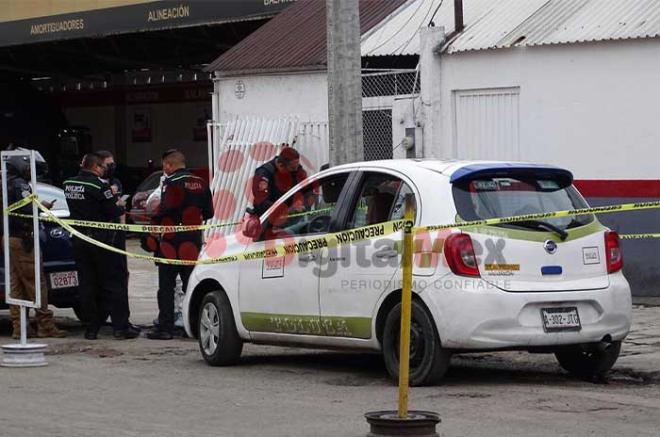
top-left (510, 220), bottom-right (568, 241)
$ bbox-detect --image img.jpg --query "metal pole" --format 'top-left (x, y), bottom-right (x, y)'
top-left (326, 0), bottom-right (364, 166)
top-left (20, 306), bottom-right (27, 346)
top-left (1, 154), bottom-right (11, 314)
top-left (398, 194), bottom-right (414, 418)
top-left (1, 150), bottom-right (48, 367)
top-left (30, 150), bottom-right (42, 309)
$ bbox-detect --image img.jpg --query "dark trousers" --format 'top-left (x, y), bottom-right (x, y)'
top-left (74, 239), bottom-right (129, 331)
top-left (99, 232), bottom-right (130, 322)
top-left (157, 263), bottom-right (193, 333)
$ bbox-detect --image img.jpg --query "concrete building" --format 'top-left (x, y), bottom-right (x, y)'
top-left (209, 0), bottom-right (660, 295)
top-left (208, 0), bottom-right (406, 122)
top-left (362, 0), bottom-right (660, 295)
top-left (0, 0), bottom-right (292, 187)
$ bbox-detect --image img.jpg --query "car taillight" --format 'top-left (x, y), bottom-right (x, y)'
top-left (445, 233), bottom-right (480, 277)
top-left (605, 231), bottom-right (623, 273)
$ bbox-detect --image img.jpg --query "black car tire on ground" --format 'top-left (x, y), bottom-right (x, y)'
top-left (555, 340), bottom-right (622, 379)
top-left (198, 290), bottom-right (243, 366)
top-left (382, 300), bottom-right (451, 386)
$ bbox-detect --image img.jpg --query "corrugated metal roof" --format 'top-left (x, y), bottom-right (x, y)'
top-left (207, 0), bottom-right (406, 75)
top-left (448, 0), bottom-right (548, 52)
top-left (361, 0), bottom-right (660, 57)
top-left (525, 0), bottom-right (660, 46)
top-left (361, 0), bottom-right (499, 56)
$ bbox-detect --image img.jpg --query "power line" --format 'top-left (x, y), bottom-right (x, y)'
top-left (390, 0), bottom-right (438, 55)
top-left (363, 0), bottom-right (426, 56)
top-left (428, 0), bottom-right (445, 27)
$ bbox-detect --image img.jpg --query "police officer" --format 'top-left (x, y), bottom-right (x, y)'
top-left (64, 152), bottom-right (139, 340)
top-left (251, 146), bottom-right (308, 216)
top-left (3, 151), bottom-right (66, 339)
top-left (96, 150), bottom-right (131, 326)
top-left (144, 149), bottom-right (213, 340)
top-left (97, 150), bottom-right (123, 199)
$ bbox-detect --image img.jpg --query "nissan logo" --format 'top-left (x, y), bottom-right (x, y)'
top-left (544, 240), bottom-right (558, 254)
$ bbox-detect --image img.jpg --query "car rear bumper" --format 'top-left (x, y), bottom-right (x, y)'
top-left (423, 272), bottom-right (632, 350)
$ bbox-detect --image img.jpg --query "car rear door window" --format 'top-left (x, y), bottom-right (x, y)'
top-left (347, 172), bottom-right (415, 229)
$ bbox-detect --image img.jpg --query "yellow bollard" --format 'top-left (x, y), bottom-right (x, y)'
top-left (398, 194), bottom-right (414, 418)
top-left (364, 193), bottom-right (440, 435)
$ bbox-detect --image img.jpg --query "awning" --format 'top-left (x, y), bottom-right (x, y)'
top-left (0, 0), bottom-right (291, 48)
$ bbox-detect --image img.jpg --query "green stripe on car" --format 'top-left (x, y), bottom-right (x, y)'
top-left (241, 312), bottom-right (371, 339)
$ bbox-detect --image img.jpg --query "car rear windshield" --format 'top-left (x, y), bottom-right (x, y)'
top-left (452, 175), bottom-right (594, 231)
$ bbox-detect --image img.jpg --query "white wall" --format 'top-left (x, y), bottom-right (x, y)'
top-left (217, 71), bottom-right (329, 123)
top-left (432, 38), bottom-right (660, 179)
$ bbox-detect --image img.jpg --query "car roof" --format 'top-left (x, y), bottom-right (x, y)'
top-left (327, 159), bottom-right (569, 180)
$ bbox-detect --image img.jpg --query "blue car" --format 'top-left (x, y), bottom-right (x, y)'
top-left (1, 182), bottom-right (83, 320)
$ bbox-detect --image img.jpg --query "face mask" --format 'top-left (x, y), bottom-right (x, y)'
top-left (105, 162), bottom-right (117, 179)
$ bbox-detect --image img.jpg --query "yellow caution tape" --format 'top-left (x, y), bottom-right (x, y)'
top-left (19, 193), bottom-right (660, 267)
top-left (34, 199), bottom-right (407, 266)
top-left (5, 194), bottom-right (37, 212)
top-left (8, 211), bottom-right (241, 233)
top-left (620, 233), bottom-right (660, 240)
top-left (419, 200), bottom-right (660, 232)
top-left (8, 199), bottom-right (335, 234)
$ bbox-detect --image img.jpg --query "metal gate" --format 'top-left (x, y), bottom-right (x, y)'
top-left (452, 87), bottom-right (521, 160)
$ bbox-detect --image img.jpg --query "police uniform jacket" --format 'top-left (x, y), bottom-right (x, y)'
top-left (151, 168), bottom-right (213, 262)
top-left (63, 169), bottom-right (124, 244)
top-left (252, 158), bottom-right (308, 216)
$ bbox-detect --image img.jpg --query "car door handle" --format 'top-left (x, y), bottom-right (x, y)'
top-left (299, 253), bottom-right (317, 262)
top-left (375, 248), bottom-right (398, 259)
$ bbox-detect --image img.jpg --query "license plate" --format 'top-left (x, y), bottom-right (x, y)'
top-left (541, 307), bottom-right (581, 332)
top-left (49, 271), bottom-right (79, 289)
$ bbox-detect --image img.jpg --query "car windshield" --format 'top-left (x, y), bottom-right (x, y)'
top-left (35, 183), bottom-right (69, 213)
top-left (452, 175), bottom-right (594, 231)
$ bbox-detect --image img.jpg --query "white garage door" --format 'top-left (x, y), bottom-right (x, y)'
top-left (453, 87), bottom-right (520, 160)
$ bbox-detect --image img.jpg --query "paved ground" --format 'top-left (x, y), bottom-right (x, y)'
top-left (0, 241), bottom-right (658, 437)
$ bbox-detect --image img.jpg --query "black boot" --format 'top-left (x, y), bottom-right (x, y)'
top-left (146, 328), bottom-right (173, 340)
top-left (113, 324), bottom-right (141, 340)
top-left (85, 325), bottom-right (100, 340)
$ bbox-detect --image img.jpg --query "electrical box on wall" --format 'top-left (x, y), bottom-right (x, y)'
top-left (404, 127), bottom-right (416, 158)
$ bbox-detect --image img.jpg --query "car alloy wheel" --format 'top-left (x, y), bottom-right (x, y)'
top-left (200, 302), bottom-right (220, 356)
top-left (197, 290), bottom-right (243, 366)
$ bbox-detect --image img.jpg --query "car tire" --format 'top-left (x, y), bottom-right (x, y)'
top-left (555, 341), bottom-right (622, 379)
top-left (198, 290), bottom-right (243, 366)
top-left (382, 300), bottom-right (451, 386)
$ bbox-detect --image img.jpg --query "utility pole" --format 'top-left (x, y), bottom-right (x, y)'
top-left (326, 0), bottom-right (363, 166)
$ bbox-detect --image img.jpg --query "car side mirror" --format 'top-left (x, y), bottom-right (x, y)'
top-left (242, 214), bottom-right (262, 240)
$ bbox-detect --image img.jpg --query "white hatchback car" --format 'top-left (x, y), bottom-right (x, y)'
top-left (183, 160), bottom-right (632, 385)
